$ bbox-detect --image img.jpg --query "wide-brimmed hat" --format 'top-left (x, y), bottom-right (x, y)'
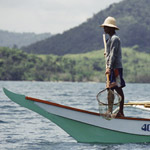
top-left (100, 16), bottom-right (119, 30)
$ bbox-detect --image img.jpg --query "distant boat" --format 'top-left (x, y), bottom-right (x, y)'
top-left (3, 88), bottom-right (150, 144)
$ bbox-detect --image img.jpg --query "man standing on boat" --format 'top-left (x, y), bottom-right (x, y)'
top-left (100, 16), bottom-right (126, 117)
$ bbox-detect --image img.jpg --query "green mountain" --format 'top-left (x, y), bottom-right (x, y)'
top-left (1, 47), bottom-right (150, 82)
top-left (0, 30), bottom-right (51, 48)
top-left (22, 0), bottom-right (150, 55)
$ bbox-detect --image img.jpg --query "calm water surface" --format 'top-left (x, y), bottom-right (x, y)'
top-left (0, 81), bottom-right (150, 150)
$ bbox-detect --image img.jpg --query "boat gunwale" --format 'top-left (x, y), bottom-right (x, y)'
top-left (26, 96), bottom-right (150, 121)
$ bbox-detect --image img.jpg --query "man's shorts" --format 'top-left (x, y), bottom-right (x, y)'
top-left (109, 68), bottom-right (126, 88)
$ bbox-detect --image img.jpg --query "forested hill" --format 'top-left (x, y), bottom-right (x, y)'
top-left (1, 47), bottom-right (150, 82)
top-left (22, 0), bottom-right (150, 55)
top-left (0, 30), bottom-right (51, 48)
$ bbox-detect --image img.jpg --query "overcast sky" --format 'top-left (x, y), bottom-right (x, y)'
top-left (0, 0), bottom-right (122, 34)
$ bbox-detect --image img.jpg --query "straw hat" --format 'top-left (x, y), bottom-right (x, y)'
top-left (100, 16), bottom-right (119, 30)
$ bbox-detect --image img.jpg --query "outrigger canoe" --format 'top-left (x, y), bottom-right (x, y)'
top-left (3, 88), bottom-right (150, 144)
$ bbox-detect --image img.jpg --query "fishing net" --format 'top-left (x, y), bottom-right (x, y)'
top-left (96, 88), bottom-right (122, 116)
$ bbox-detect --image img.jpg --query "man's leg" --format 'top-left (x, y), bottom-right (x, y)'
top-left (107, 90), bottom-right (114, 113)
top-left (115, 87), bottom-right (124, 116)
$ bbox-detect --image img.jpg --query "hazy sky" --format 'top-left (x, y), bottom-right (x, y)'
top-left (0, 0), bottom-right (122, 34)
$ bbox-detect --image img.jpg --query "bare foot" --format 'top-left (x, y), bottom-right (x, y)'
top-left (115, 112), bottom-right (124, 118)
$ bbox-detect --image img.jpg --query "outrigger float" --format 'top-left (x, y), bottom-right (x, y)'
top-left (3, 88), bottom-right (150, 144)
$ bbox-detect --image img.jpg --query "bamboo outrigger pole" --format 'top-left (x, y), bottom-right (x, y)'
top-left (125, 101), bottom-right (150, 108)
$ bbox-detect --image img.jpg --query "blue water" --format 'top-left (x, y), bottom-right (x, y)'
top-left (0, 81), bottom-right (150, 150)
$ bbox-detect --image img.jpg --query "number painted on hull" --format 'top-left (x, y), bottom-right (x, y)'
top-left (141, 124), bottom-right (150, 131)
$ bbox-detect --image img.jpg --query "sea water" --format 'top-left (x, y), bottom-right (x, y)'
top-left (0, 81), bottom-right (150, 150)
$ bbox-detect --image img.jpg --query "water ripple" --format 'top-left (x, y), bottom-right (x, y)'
top-left (0, 81), bottom-right (150, 150)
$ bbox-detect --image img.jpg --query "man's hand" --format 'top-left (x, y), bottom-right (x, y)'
top-left (107, 82), bottom-right (117, 88)
top-left (105, 68), bottom-right (111, 75)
